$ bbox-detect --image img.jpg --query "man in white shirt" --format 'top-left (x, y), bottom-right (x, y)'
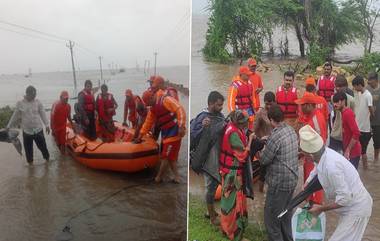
top-left (7, 86), bottom-right (50, 164)
top-left (299, 125), bottom-right (372, 241)
top-left (352, 75), bottom-right (374, 169)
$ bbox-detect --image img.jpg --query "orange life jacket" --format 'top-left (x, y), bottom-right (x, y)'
top-left (276, 86), bottom-right (298, 118)
top-left (232, 78), bottom-right (253, 110)
top-left (308, 109), bottom-right (328, 143)
top-left (97, 93), bottom-right (116, 121)
top-left (219, 122), bottom-right (247, 175)
top-left (317, 75), bottom-right (336, 101)
top-left (151, 95), bottom-right (178, 131)
top-left (51, 101), bottom-right (70, 132)
top-left (81, 90), bottom-right (95, 113)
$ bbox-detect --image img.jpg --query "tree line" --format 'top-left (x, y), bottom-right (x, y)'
top-left (203, 0), bottom-right (380, 70)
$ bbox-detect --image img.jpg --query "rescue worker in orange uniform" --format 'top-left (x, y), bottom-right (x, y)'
top-left (317, 62), bottom-right (336, 112)
top-left (276, 70), bottom-right (300, 129)
top-left (298, 77), bottom-right (329, 124)
top-left (77, 80), bottom-right (96, 140)
top-left (150, 75), bottom-right (179, 101)
top-left (51, 90), bottom-right (72, 153)
top-left (295, 92), bottom-right (327, 205)
top-left (96, 84), bottom-right (118, 142)
top-left (123, 89), bottom-right (139, 128)
top-left (227, 66), bottom-right (256, 130)
top-left (137, 89), bottom-right (186, 183)
top-left (123, 89), bottom-right (148, 139)
top-left (247, 58), bottom-right (263, 112)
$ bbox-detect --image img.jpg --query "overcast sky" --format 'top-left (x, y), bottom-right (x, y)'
top-left (0, 0), bottom-right (190, 74)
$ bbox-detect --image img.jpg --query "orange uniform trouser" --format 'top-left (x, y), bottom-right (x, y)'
top-left (303, 156), bottom-right (324, 204)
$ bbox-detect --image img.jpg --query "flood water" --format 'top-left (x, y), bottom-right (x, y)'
top-left (0, 66), bottom-right (188, 241)
top-left (190, 14), bottom-right (380, 240)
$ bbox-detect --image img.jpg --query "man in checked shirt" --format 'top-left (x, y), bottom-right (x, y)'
top-left (259, 104), bottom-right (299, 241)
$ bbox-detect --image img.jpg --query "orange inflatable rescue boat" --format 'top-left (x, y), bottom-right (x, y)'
top-left (66, 122), bottom-right (159, 172)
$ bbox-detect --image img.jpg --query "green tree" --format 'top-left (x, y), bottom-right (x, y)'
top-left (203, 0), bottom-right (273, 63)
top-left (346, 0), bottom-right (380, 53)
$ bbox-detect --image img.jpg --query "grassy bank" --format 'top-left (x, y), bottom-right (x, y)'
top-left (188, 195), bottom-right (267, 241)
top-left (0, 106), bottom-right (13, 128)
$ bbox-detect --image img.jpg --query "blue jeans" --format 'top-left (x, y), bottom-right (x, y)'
top-left (349, 156), bottom-right (360, 169)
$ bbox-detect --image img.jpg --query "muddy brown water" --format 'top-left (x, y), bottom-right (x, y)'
top-left (190, 14), bottom-right (380, 240)
top-left (0, 66), bottom-right (188, 241)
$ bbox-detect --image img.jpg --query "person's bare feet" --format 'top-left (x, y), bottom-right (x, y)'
top-left (154, 176), bottom-right (162, 183)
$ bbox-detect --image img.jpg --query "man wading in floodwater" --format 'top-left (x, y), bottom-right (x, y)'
top-left (7, 85), bottom-right (50, 164)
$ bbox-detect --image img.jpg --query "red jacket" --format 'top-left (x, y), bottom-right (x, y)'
top-left (276, 86), bottom-right (298, 118)
top-left (151, 95), bottom-right (178, 131)
top-left (97, 93), bottom-right (116, 122)
top-left (51, 100), bottom-right (70, 132)
top-left (317, 75), bottom-right (335, 102)
top-left (341, 108), bottom-right (361, 159)
top-left (80, 90), bottom-right (95, 113)
top-left (219, 122), bottom-right (247, 175)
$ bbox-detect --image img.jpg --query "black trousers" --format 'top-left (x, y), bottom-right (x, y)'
top-left (359, 132), bottom-right (372, 155)
top-left (23, 131), bottom-right (50, 163)
top-left (264, 187), bottom-right (295, 241)
top-left (82, 112), bottom-right (96, 140)
top-left (329, 137), bottom-right (343, 154)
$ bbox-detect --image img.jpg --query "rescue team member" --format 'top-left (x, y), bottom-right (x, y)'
top-left (227, 66), bottom-right (256, 130)
top-left (132, 95), bottom-right (148, 140)
top-left (295, 92), bottom-right (327, 205)
top-left (219, 110), bottom-right (255, 241)
top-left (6, 85), bottom-right (50, 164)
top-left (96, 84), bottom-right (118, 142)
top-left (137, 89), bottom-right (186, 183)
top-left (77, 80), bottom-right (96, 140)
top-left (317, 62), bottom-right (336, 105)
top-left (276, 70), bottom-right (299, 129)
top-left (51, 91), bottom-right (72, 153)
top-left (299, 125), bottom-right (372, 241)
top-left (123, 89), bottom-right (142, 128)
top-left (304, 77), bottom-right (329, 121)
top-left (247, 58), bottom-right (263, 111)
top-left (317, 61), bottom-right (336, 126)
top-left (150, 75), bottom-right (179, 101)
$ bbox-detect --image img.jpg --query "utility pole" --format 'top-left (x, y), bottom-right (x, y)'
top-left (144, 60), bottom-right (147, 74)
top-left (154, 52), bottom-right (158, 76)
top-left (67, 40), bottom-right (77, 95)
top-left (147, 60), bottom-right (150, 75)
top-left (99, 56), bottom-right (104, 84)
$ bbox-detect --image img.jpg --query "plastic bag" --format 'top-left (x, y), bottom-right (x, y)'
top-left (291, 207), bottom-right (326, 241)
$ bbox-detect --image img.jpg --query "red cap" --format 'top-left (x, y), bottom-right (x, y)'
top-left (125, 89), bottom-right (133, 96)
top-left (152, 75), bottom-right (165, 88)
top-left (247, 58), bottom-right (257, 66)
top-left (295, 92), bottom-right (320, 105)
top-left (60, 90), bottom-right (69, 98)
top-left (239, 66), bottom-right (253, 75)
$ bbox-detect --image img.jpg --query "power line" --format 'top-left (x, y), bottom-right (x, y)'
top-left (0, 26), bottom-right (65, 45)
top-left (0, 19), bottom-right (69, 42)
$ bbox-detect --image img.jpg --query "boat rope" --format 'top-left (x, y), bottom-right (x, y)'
top-left (56, 180), bottom-right (151, 241)
top-left (82, 141), bottom-right (106, 152)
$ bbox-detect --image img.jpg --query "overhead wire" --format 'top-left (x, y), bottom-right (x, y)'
top-left (0, 19), bottom-right (69, 42)
top-left (0, 26), bottom-right (66, 45)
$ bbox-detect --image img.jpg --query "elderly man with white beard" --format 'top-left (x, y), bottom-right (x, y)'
top-left (299, 125), bottom-right (372, 241)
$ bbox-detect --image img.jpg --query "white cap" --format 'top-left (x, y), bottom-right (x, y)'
top-left (299, 125), bottom-right (324, 153)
